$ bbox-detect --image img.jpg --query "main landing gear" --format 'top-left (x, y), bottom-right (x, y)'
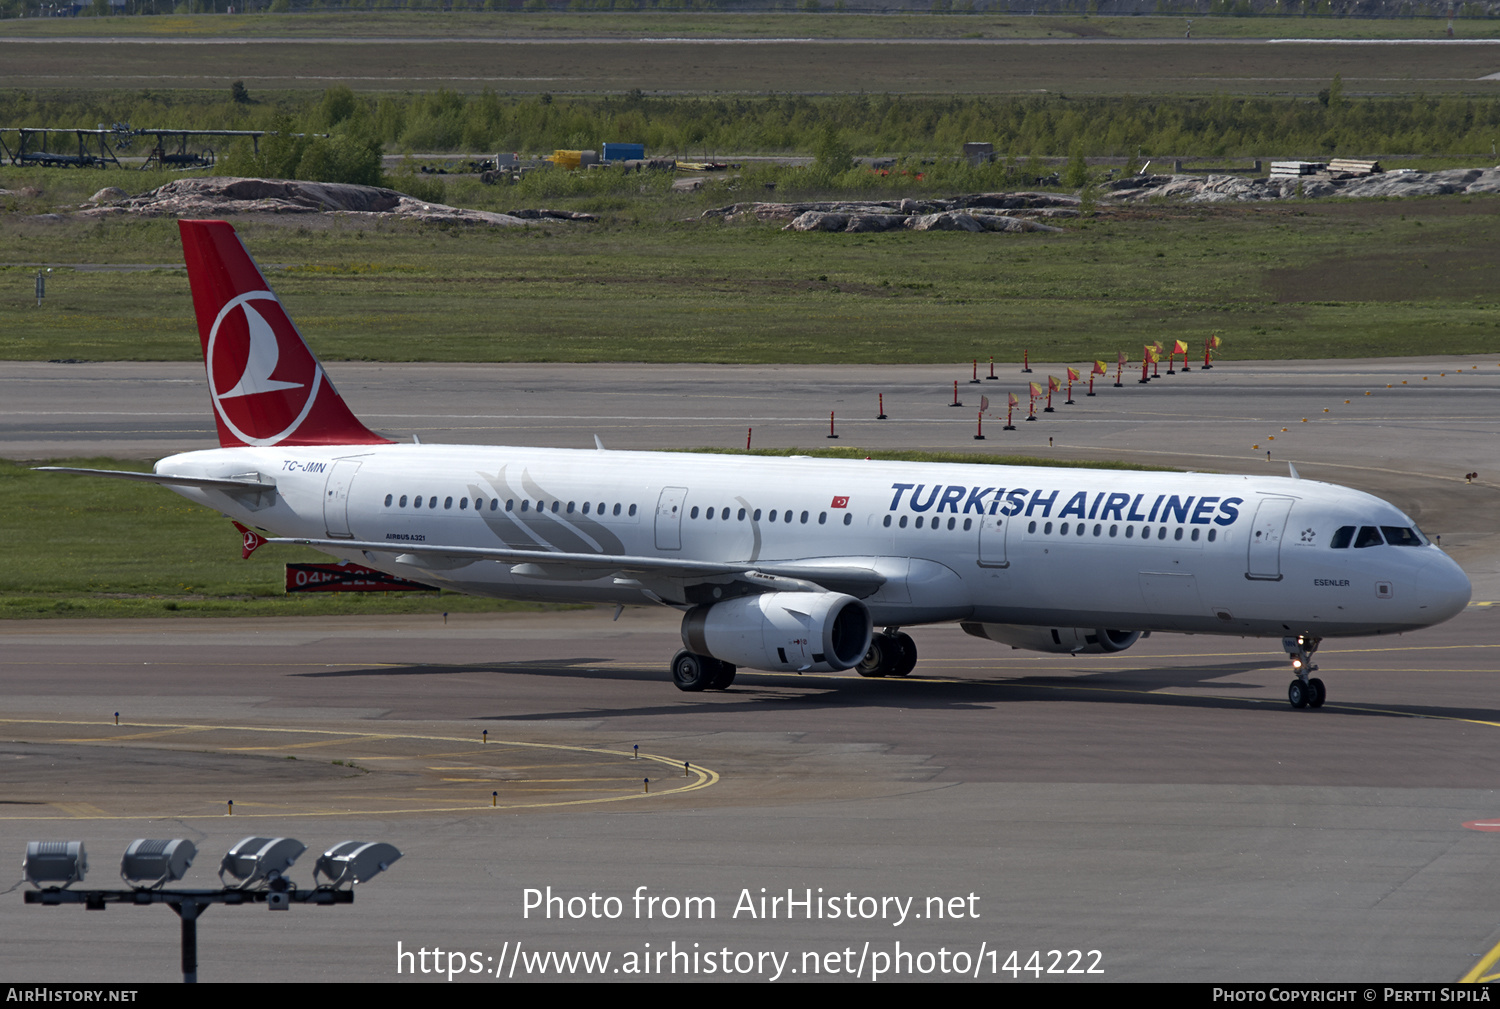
top-left (671, 649), bottom-right (736, 692)
top-left (1284, 634), bottom-right (1325, 710)
top-left (856, 628), bottom-right (918, 679)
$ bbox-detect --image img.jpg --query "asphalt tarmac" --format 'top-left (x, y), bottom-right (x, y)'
top-left (2, 356), bottom-right (1499, 984)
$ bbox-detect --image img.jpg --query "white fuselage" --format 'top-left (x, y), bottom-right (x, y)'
top-left (156, 443), bottom-right (1472, 640)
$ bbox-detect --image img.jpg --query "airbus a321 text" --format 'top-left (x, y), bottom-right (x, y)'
top-left (43, 220), bottom-right (1473, 709)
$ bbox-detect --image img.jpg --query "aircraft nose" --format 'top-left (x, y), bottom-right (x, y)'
top-left (1416, 556), bottom-right (1472, 624)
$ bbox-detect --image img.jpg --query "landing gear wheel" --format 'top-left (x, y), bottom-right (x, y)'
top-left (1288, 679), bottom-right (1309, 709)
top-left (707, 661), bottom-right (736, 691)
top-left (890, 632), bottom-right (917, 677)
top-left (671, 650), bottom-right (712, 692)
top-left (856, 638), bottom-right (891, 678)
top-left (1307, 677), bottom-right (1326, 709)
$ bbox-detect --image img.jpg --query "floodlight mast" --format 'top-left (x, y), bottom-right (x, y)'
top-left (22, 838), bottom-right (398, 983)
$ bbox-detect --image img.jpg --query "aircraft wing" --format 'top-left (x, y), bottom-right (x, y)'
top-left (271, 537), bottom-right (886, 598)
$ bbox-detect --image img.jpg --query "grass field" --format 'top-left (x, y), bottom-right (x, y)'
top-left (0, 12), bottom-right (1493, 41)
top-left (3, 34), bottom-right (1497, 96)
top-left (2, 191), bottom-right (1497, 365)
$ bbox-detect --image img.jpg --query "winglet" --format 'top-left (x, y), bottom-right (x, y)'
top-left (594, 434), bottom-right (607, 451)
top-left (1288, 461), bottom-right (1300, 480)
top-left (232, 521), bottom-right (267, 560)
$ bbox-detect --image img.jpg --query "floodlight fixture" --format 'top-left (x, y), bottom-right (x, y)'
top-left (313, 841), bottom-right (403, 888)
top-left (23, 841), bottom-right (87, 888)
top-left (218, 836), bottom-right (305, 889)
top-left (120, 838), bottom-right (197, 889)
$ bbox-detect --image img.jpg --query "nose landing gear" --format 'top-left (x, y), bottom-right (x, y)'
top-left (1284, 634), bottom-right (1325, 709)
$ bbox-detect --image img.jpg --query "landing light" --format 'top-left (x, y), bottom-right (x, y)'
top-left (23, 841), bottom-right (87, 888)
top-left (23, 836), bottom-right (401, 983)
top-left (121, 838), bottom-right (196, 889)
top-left (313, 841), bottom-right (403, 887)
top-left (219, 836), bottom-right (306, 889)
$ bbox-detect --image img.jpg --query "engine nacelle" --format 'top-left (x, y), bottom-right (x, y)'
top-left (960, 622), bottom-right (1141, 655)
top-left (682, 591), bottom-right (873, 672)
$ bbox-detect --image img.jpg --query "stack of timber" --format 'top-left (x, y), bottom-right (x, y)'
top-left (1269, 161), bottom-right (1326, 178)
top-left (1327, 159), bottom-right (1382, 177)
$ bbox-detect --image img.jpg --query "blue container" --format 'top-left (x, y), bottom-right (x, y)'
top-left (602, 143), bottom-right (646, 162)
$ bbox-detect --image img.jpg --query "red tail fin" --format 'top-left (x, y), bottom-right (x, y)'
top-left (179, 219), bottom-right (390, 448)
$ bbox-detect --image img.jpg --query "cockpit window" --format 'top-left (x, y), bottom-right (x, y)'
top-left (1330, 526), bottom-right (1355, 549)
top-left (1354, 526), bottom-right (1384, 548)
top-left (1381, 526), bottom-right (1424, 547)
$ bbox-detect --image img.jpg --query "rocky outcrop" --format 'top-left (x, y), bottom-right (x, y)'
top-left (706, 193), bottom-right (1075, 234)
top-left (1108, 166), bottom-right (1500, 204)
top-left (75, 177), bottom-right (596, 226)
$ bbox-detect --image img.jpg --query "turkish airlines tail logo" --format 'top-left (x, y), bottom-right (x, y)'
top-left (179, 220), bottom-right (390, 449)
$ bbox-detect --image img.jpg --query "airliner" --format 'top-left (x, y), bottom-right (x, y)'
top-left (43, 220), bottom-right (1473, 709)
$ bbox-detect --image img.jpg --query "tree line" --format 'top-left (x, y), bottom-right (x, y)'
top-left (2, 87), bottom-right (1496, 187)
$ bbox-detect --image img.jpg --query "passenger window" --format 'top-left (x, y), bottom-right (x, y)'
top-left (399, 495), bottom-right (408, 508)
top-left (520, 501), bottom-right (529, 512)
top-left (769, 509), bottom-right (778, 522)
top-left (690, 506), bottom-right (699, 519)
top-left (459, 498), bottom-right (468, 510)
top-left (753, 509), bottom-right (762, 521)
top-left (1207, 528), bottom-right (1217, 542)
top-left (1191, 528), bottom-right (1200, 541)
top-left (1381, 526), bottom-right (1422, 547)
top-left (1060, 522), bottom-right (1069, 535)
top-left (444, 497), bottom-right (453, 510)
top-left (883, 515), bottom-right (892, 528)
top-left (800, 511), bottom-right (808, 524)
top-left (1125, 525), bottom-right (1133, 539)
top-left (739, 508), bottom-right (747, 520)
top-left (582, 502), bottom-right (591, 515)
top-left (429, 496), bottom-right (439, 509)
top-left (916, 516), bottom-right (925, 529)
top-left (899, 516), bottom-right (909, 529)
top-left (1157, 527), bottom-right (1166, 540)
top-left (947, 517), bottom-right (956, 530)
top-left (1093, 524), bottom-right (1102, 536)
top-left (1027, 520), bottom-right (1037, 534)
top-left (1355, 526), bottom-right (1384, 548)
top-left (551, 501), bottom-right (560, 514)
top-left (506, 499), bottom-right (514, 512)
top-left (614, 503), bottom-right (622, 516)
top-left (490, 499), bottom-right (498, 511)
top-left (1043, 521), bottom-right (1052, 534)
top-left (1109, 524), bottom-right (1118, 538)
top-left (818, 512), bottom-right (827, 525)
top-left (629, 504), bottom-right (637, 516)
top-left (963, 518), bottom-right (972, 531)
top-left (384, 494), bottom-right (393, 507)
top-left (597, 502), bottom-right (604, 515)
top-left (846, 514), bottom-right (854, 526)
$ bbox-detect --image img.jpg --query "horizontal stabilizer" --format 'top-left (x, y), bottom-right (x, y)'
top-left (35, 467), bottom-right (275, 493)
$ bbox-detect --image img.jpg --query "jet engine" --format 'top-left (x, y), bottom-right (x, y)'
top-left (682, 591), bottom-right (873, 672)
top-left (960, 622), bottom-right (1141, 655)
